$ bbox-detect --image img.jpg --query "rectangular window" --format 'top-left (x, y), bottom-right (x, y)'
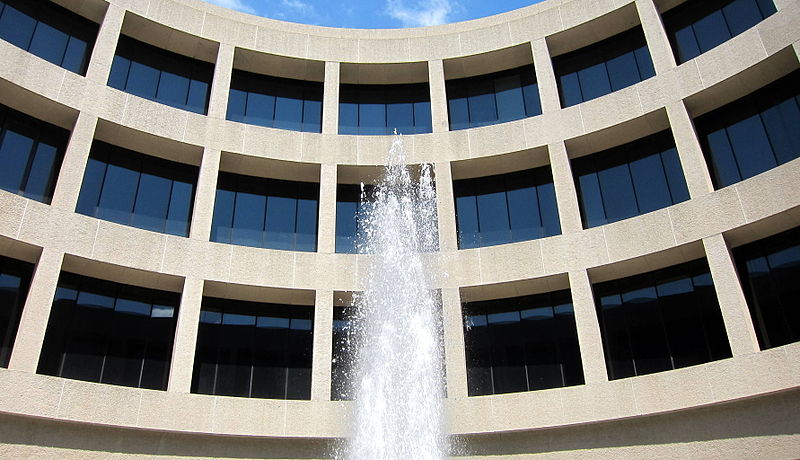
top-left (108, 35), bottom-right (214, 114)
top-left (695, 70), bottom-right (800, 188)
top-left (75, 141), bottom-right (198, 237)
top-left (0, 103), bottom-right (68, 204)
top-left (453, 167), bottom-right (561, 249)
top-left (37, 272), bottom-right (180, 390)
top-left (211, 171), bottom-right (319, 251)
top-left (663, 0), bottom-right (776, 64)
top-left (0, 0), bottom-right (98, 75)
top-left (335, 183), bottom-right (376, 254)
top-left (734, 226), bottom-right (800, 350)
top-left (226, 69), bottom-right (323, 133)
top-left (595, 259), bottom-right (732, 380)
top-left (553, 26), bottom-right (656, 107)
top-left (192, 297), bottom-right (313, 400)
top-left (0, 254), bottom-right (33, 368)
top-left (339, 83), bottom-right (432, 135)
top-left (463, 290), bottom-right (584, 396)
top-left (446, 65), bottom-right (542, 130)
top-left (331, 305), bottom-right (355, 400)
top-left (572, 130), bottom-right (690, 228)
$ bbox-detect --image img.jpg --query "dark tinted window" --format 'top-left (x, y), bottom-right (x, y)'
top-left (108, 35), bottom-right (213, 114)
top-left (75, 141), bottom-right (197, 236)
top-left (339, 83), bottom-right (432, 135)
top-left (453, 167), bottom-right (561, 249)
top-left (211, 171), bottom-right (319, 251)
top-left (227, 69), bottom-right (323, 133)
top-left (0, 0), bottom-right (97, 75)
top-left (663, 0), bottom-right (776, 64)
top-left (695, 70), bottom-right (800, 188)
top-left (331, 305), bottom-right (355, 400)
top-left (464, 290), bottom-right (584, 396)
top-left (192, 297), bottom-right (313, 400)
top-left (446, 65), bottom-right (542, 130)
top-left (573, 130), bottom-right (690, 228)
top-left (335, 183), bottom-right (376, 254)
top-left (553, 26), bottom-right (655, 107)
top-left (0, 254), bottom-right (33, 368)
top-left (595, 259), bottom-right (732, 380)
top-left (38, 272), bottom-right (180, 390)
top-left (734, 226), bottom-right (800, 350)
top-left (0, 103), bottom-right (68, 203)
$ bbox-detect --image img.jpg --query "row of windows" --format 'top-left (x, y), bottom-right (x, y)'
top-left (0, 223), bottom-right (797, 396)
top-left (0, 1), bottom-right (777, 133)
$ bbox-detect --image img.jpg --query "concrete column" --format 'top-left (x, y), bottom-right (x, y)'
top-left (703, 234), bottom-right (760, 356)
top-left (317, 164), bottom-right (338, 254)
top-left (8, 248), bottom-right (64, 372)
top-left (441, 287), bottom-right (468, 399)
top-left (206, 43), bottom-right (235, 120)
top-left (531, 38), bottom-right (561, 113)
top-left (50, 112), bottom-right (98, 211)
top-left (434, 162), bottom-right (458, 252)
top-left (428, 59), bottom-right (449, 133)
top-left (189, 147), bottom-right (221, 241)
top-left (168, 277), bottom-right (204, 393)
top-left (548, 141), bottom-right (583, 234)
top-left (311, 290), bottom-right (334, 401)
top-left (635, 0), bottom-right (677, 74)
top-left (666, 100), bottom-right (715, 198)
top-left (84, 4), bottom-right (125, 85)
top-left (322, 62), bottom-right (340, 134)
top-left (568, 270), bottom-right (608, 384)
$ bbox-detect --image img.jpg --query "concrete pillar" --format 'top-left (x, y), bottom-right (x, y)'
top-left (703, 234), bottom-right (760, 356)
top-left (635, 0), bottom-right (677, 74)
top-left (531, 38), bottom-right (561, 113)
top-left (311, 290), bottom-right (334, 401)
top-left (434, 162), bottom-right (458, 252)
top-left (428, 59), bottom-right (449, 133)
top-left (206, 43), bottom-right (235, 120)
top-left (666, 100), bottom-right (715, 198)
top-left (317, 164), bottom-right (338, 254)
top-left (568, 270), bottom-right (608, 384)
top-left (548, 141), bottom-right (583, 234)
top-left (84, 4), bottom-right (125, 85)
top-left (322, 62), bottom-right (340, 134)
top-left (441, 287), bottom-right (468, 399)
top-left (8, 248), bottom-right (64, 372)
top-left (50, 112), bottom-right (98, 211)
top-left (168, 277), bottom-right (204, 393)
top-left (189, 147), bottom-right (221, 241)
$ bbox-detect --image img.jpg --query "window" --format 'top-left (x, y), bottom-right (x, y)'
top-left (595, 259), bottom-right (731, 380)
top-left (463, 290), bottom-right (583, 396)
top-left (211, 172), bottom-right (319, 251)
top-left (76, 141), bottom-right (197, 237)
top-left (0, 103), bottom-right (68, 204)
top-left (37, 272), bottom-right (179, 390)
top-left (453, 167), bottom-right (560, 249)
top-left (108, 35), bottom-right (213, 114)
top-left (0, 0), bottom-right (97, 75)
top-left (734, 226), bottom-right (800, 350)
top-left (573, 130), bottom-right (690, 228)
top-left (335, 183), bottom-right (376, 254)
top-left (695, 70), bottom-right (800, 188)
top-left (446, 65), bottom-right (542, 130)
top-left (331, 306), bottom-right (355, 400)
top-left (192, 297), bottom-right (313, 400)
top-left (0, 255), bottom-right (33, 368)
top-left (339, 83), bottom-right (432, 135)
top-left (227, 69), bottom-right (322, 133)
top-left (553, 26), bottom-right (655, 107)
top-left (663, 0), bottom-right (776, 64)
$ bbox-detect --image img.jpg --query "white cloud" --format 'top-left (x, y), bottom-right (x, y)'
top-left (386, 0), bottom-right (454, 27)
top-left (282, 0), bottom-right (314, 13)
top-left (202, 0), bottom-right (257, 15)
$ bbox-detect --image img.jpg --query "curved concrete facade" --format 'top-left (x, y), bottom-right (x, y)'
top-left (0, 0), bottom-right (799, 458)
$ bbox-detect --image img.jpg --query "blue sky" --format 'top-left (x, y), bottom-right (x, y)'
top-left (202, 0), bottom-right (544, 29)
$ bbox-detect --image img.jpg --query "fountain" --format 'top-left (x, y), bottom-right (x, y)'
top-left (339, 136), bottom-right (447, 459)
